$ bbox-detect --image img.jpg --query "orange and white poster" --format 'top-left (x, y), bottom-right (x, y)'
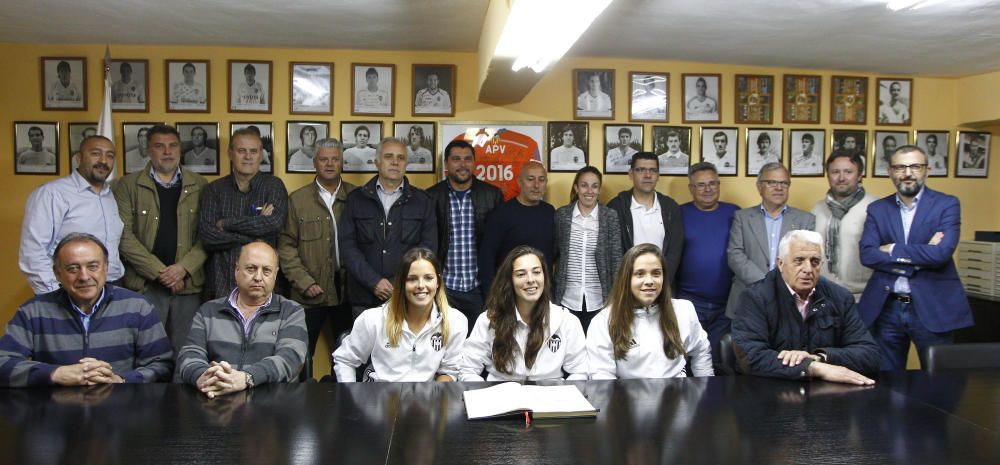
top-left (440, 123), bottom-right (545, 200)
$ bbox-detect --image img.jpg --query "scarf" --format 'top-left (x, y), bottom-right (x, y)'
top-left (823, 187), bottom-right (866, 273)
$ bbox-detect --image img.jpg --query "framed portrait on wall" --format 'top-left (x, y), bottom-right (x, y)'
top-left (574, 69), bottom-right (614, 120)
top-left (352, 63), bottom-right (395, 116)
top-left (177, 122), bottom-right (220, 175)
top-left (110, 59), bottom-right (148, 112)
top-left (286, 121), bottom-right (330, 173)
top-left (41, 57), bottom-right (86, 110)
top-left (735, 74), bottom-right (774, 124)
top-left (604, 124), bottom-right (643, 174)
top-left (342, 121), bottom-right (383, 172)
top-left (230, 122), bottom-right (274, 173)
top-left (683, 74), bottom-right (721, 123)
top-left (290, 62), bottom-right (332, 115)
top-left (394, 121), bottom-right (436, 173)
top-left (229, 60), bottom-right (272, 113)
top-left (651, 125), bottom-right (691, 175)
top-left (699, 127), bottom-right (738, 176)
top-left (122, 122), bottom-right (163, 174)
top-left (547, 121), bottom-right (588, 172)
top-left (439, 122), bottom-right (545, 200)
top-left (166, 60), bottom-right (210, 112)
top-left (916, 130), bottom-right (949, 177)
top-left (13, 121), bottom-right (59, 175)
top-left (413, 64), bottom-right (455, 116)
top-left (830, 75), bottom-right (868, 124)
top-left (832, 129), bottom-right (869, 174)
top-left (955, 131), bottom-right (991, 178)
top-left (872, 130), bottom-right (909, 178)
top-left (788, 129), bottom-right (825, 177)
top-left (67, 122), bottom-right (98, 160)
top-left (782, 74), bottom-right (821, 124)
top-left (745, 128), bottom-right (783, 176)
top-left (876, 78), bottom-right (912, 126)
top-left (629, 71), bottom-right (668, 122)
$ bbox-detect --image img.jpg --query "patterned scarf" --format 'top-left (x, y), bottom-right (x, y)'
top-left (824, 187), bottom-right (866, 273)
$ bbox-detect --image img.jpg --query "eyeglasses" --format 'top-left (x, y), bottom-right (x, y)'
top-left (890, 163), bottom-right (927, 174)
top-left (758, 180), bottom-right (791, 188)
top-left (690, 181), bottom-right (720, 190)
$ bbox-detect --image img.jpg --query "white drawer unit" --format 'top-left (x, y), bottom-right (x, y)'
top-left (959, 241), bottom-right (1000, 299)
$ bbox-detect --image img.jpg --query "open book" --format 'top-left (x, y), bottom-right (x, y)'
top-left (463, 382), bottom-right (598, 420)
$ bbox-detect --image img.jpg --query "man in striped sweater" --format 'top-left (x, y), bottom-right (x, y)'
top-left (0, 233), bottom-right (174, 387)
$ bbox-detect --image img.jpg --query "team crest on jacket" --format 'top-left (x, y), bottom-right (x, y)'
top-left (431, 332), bottom-right (443, 351)
top-left (548, 334), bottom-right (561, 353)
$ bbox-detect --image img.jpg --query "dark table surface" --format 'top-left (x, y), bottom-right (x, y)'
top-left (1, 370), bottom-right (999, 465)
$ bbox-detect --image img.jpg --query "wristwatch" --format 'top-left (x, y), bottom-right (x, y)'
top-left (814, 351), bottom-right (828, 363)
top-left (245, 371), bottom-right (255, 389)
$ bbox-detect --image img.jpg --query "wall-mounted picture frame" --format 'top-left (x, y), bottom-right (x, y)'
top-left (604, 124), bottom-right (643, 173)
top-left (229, 60), bottom-right (272, 113)
top-left (41, 57), bottom-right (86, 111)
top-left (783, 74), bottom-right (821, 124)
top-left (699, 127), bottom-right (738, 176)
top-left (166, 60), bottom-right (210, 112)
top-left (735, 74), bottom-right (774, 124)
top-left (574, 69), bottom-right (614, 120)
top-left (872, 130), bottom-right (909, 178)
top-left (352, 63), bottom-right (395, 116)
top-left (110, 59), bottom-right (148, 112)
top-left (439, 122), bottom-right (545, 200)
top-left (955, 131), bottom-right (991, 178)
top-left (745, 128), bottom-right (783, 176)
top-left (413, 64), bottom-right (455, 116)
top-left (286, 121), bottom-right (330, 173)
top-left (67, 122), bottom-right (98, 161)
top-left (683, 74), bottom-right (721, 123)
top-left (832, 129), bottom-right (869, 174)
top-left (175, 122), bottom-right (220, 175)
top-left (629, 71), bottom-right (668, 122)
top-left (14, 121), bottom-right (59, 175)
top-left (830, 75), bottom-right (868, 125)
top-left (122, 122), bottom-right (163, 174)
top-left (788, 129), bottom-right (825, 177)
top-left (916, 130), bottom-right (950, 177)
top-left (290, 62), bottom-right (332, 115)
top-left (393, 121), bottom-right (436, 173)
top-left (876, 78), bottom-right (912, 126)
top-left (342, 121), bottom-right (383, 172)
top-left (230, 122), bottom-right (274, 173)
top-left (547, 121), bottom-right (588, 172)
top-left (652, 125), bottom-right (691, 176)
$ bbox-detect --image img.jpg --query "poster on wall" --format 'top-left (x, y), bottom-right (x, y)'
top-left (440, 122), bottom-right (545, 200)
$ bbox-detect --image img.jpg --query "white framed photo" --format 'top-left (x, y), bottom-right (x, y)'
top-left (229, 60), bottom-right (271, 113)
top-left (394, 122), bottom-right (436, 173)
top-left (548, 122), bottom-right (588, 173)
top-left (177, 122), bottom-right (220, 175)
top-left (286, 121), bottom-right (330, 173)
top-left (230, 122), bottom-right (274, 173)
top-left (604, 124), bottom-right (643, 174)
top-left (652, 126), bottom-right (691, 176)
top-left (110, 59), bottom-right (148, 112)
top-left (873, 130), bottom-right (909, 178)
top-left (41, 57), bottom-right (86, 110)
top-left (916, 130), bottom-right (949, 177)
top-left (745, 128), bottom-right (783, 177)
top-left (788, 129), bottom-right (825, 177)
top-left (574, 69), bottom-right (614, 120)
top-left (699, 127), bottom-right (738, 176)
top-left (683, 74), bottom-right (721, 123)
top-left (122, 122), bottom-right (163, 174)
top-left (166, 60), bottom-right (210, 112)
top-left (342, 121), bottom-right (383, 172)
top-left (629, 72), bottom-right (668, 122)
top-left (290, 62), bottom-right (332, 115)
top-left (413, 64), bottom-right (454, 116)
top-left (955, 131), bottom-right (991, 178)
top-left (67, 122), bottom-right (98, 160)
top-left (352, 64), bottom-right (395, 116)
top-left (14, 122), bottom-right (59, 175)
top-left (876, 78), bottom-right (912, 126)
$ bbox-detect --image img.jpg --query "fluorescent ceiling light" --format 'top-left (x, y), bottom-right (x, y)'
top-left (886, 0), bottom-right (947, 10)
top-left (495, 0), bottom-right (613, 73)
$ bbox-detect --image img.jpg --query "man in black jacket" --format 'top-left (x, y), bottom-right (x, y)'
top-left (426, 140), bottom-right (502, 333)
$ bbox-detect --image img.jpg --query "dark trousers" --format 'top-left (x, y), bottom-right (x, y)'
top-left (300, 303), bottom-right (354, 381)
top-left (686, 298), bottom-right (731, 374)
top-left (568, 297), bottom-right (598, 334)
top-left (445, 287), bottom-right (484, 336)
top-left (871, 297), bottom-right (954, 370)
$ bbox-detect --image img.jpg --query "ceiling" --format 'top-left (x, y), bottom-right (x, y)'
top-left (2, 0), bottom-right (1000, 77)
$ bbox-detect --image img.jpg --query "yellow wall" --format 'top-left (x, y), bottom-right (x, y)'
top-left (3, 42), bottom-right (999, 376)
top-left (957, 69), bottom-right (1000, 125)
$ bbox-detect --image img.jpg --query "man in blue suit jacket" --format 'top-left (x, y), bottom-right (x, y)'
top-left (859, 145), bottom-right (973, 370)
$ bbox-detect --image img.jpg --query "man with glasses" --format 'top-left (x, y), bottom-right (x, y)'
top-left (726, 163), bottom-right (815, 318)
top-left (859, 145), bottom-right (972, 370)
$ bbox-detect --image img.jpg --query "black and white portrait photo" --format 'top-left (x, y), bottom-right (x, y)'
top-left (394, 122), bottom-right (435, 173)
top-left (788, 129), bottom-right (826, 177)
top-left (342, 121), bottom-right (383, 172)
top-left (683, 74), bottom-right (721, 123)
top-left (745, 128), bottom-right (783, 177)
top-left (629, 72), bottom-right (668, 122)
top-left (915, 130), bottom-right (949, 177)
top-left (42, 57), bottom-right (86, 110)
top-left (14, 122), bottom-right (59, 175)
top-left (956, 131), bottom-right (991, 178)
top-left (167, 60), bottom-right (209, 112)
top-left (177, 123), bottom-right (220, 175)
top-left (286, 121), bottom-right (330, 173)
top-left (123, 122), bottom-right (161, 174)
top-left (229, 60), bottom-right (271, 113)
top-left (700, 127), bottom-right (738, 176)
top-left (413, 64), bottom-right (454, 116)
top-left (352, 64), bottom-right (395, 116)
top-left (604, 124), bottom-right (642, 173)
top-left (873, 131), bottom-right (908, 178)
top-left (574, 69), bottom-right (614, 120)
top-left (547, 122), bottom-right (588, 172)
top-left (832, 129), bottom-right (868, 155)
top-left (290, 62), bottom-right (332, 115)
top-left (110, 59), bottom-right (148, 112)
top-left (652, 126), bottom-right (691, 175)
top-left (67, 122), bottom-right (98, 160)
top-left (231, 122), bottom-right (274, 173)
top-left (877, 78), bottom-right (912, 126)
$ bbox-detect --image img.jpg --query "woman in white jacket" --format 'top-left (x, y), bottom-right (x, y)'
top-left (333, 247), bottom-right (467, 382)
top-left (587, 243), bottom-right (714, 379)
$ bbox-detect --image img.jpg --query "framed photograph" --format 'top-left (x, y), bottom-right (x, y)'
top-left (413, 64), bottom-right (455, 116)
top-left (745, 128), bottom-right (783, 176)
top-left (109, 59), bottom-right (148, 112)
top-left (788, 129), bottom-right (826, 177)
top-left (547, 122), bottom-right (588, 172)
top-left (830, 75), bottom-right (868, 125)
top-left (652, 125), bottom-right (692, 175)
top-left (166, 60), bottom-right (210, 112)
top-left (342, 121), bottom-right (383, 172)
top-left (41, 57), bottom-right (86, 110)
top-left (683, 74), bottom-right (721, 123)
top-left (122, 122), bottom-right (163, 174)
top-left (67, 122), bottom-right (98, 160)
top-left (832, 129), bottom-right (869, 174)
top-left (352, 63), bottom-right (395, 116)
top-left (286, 121), bottom-right (330, 173)
top-left (440, 122), bottom-right (545, 200)
top-left (13, 122), bottom-right (59, 175)
top-left (603, 124), bottom-right (643, 174)
top-left (231, 122), bottom-right (274, 173)
top-left (699, 127), bottom-right (738, 176)
top-left (872, 130), bottom-right (909, 178)
top-left (574, 69), bottom-right (614, 120)
top-left (629, 72), bottom-right (668, 122)
top-left (175, 123), bottom-right (220, 175)
top-left (393, 121), bottom-right (436, 173)
top-left (876, 78), bottom-right (912, 126)
top-left (783, 74), bottom-right (821, 124)
top-left (290, 62), bottom-right (332, 115)
top-left (735, 74), bottom-right (774, 124)
top-left (916, 130), bottom-right (950, 177)
top-left (229, 60), bottom-right (272, 113)
top-left (955, 131), bottom-right (991, 178)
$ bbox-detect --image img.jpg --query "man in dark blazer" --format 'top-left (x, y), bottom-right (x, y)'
top-left (726, 163), bottom-right (815, 318)
top-left (859, 145), bottom-right (973, 370)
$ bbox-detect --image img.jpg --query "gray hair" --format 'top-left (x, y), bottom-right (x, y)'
top-left (315, 138), bottom-right (343, 152)
top-left (778, 230), bottom-right (824, 260)
top-left (688, 161), bottom-right (718, 179)
top-left (756, 162), bottom-right (787, 182)
top-left (377, 136), bottom-right (407, 155)
top-left (53, 233), bottom-right (109, 270)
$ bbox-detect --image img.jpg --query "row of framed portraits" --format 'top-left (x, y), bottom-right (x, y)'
top-left (39, 57), bottom-right (455, 117)
top-left (573, 69), bottom-right (912, 126)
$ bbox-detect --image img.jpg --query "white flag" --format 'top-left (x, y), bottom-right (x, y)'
top-left (96, 45), bottom-right (117, 180)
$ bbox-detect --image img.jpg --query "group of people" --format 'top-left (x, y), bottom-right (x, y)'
top-left (1, 123), bottom-right (972, 397)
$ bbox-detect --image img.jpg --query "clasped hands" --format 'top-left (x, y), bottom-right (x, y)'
top-left (51, 357), bottom-right (125, 386)
top-left (196, 361), bottom-right (249, 399)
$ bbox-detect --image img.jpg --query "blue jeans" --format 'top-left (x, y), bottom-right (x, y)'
top-left (871, 298), bottom-right (954, 371)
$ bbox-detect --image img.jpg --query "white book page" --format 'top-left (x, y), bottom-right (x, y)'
top-left (520, 385), bottom-right (595, 414)
top-left (464, 382), bottom-right (530, 419)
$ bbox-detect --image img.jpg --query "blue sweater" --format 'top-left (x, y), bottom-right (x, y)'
top-left (478, 198), bottom-right (555, 294)
top-left (676, 202), bottom-right (739, 306)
